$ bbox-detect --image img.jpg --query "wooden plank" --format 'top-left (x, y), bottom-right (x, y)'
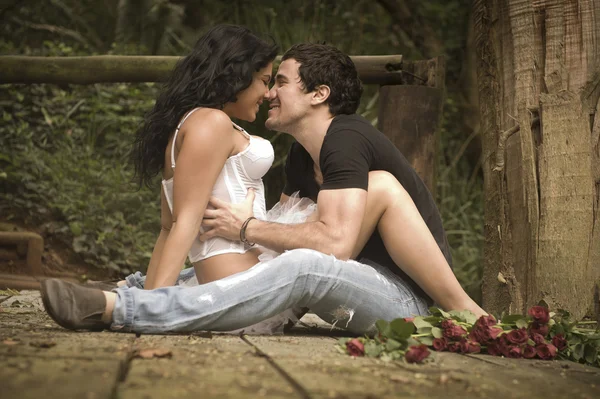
top-left (245, 335), bottom-right (462, 399)
top-left (378, 85), bottom-right (444, 195)
top-left (246, 336), bottom-right (600, 399)
top-left (0, 309), bottom-right (135, 399)
top-left (118, 335), bottom-right (295, 399)
top-left (0, 356), bottom-right (123, 399)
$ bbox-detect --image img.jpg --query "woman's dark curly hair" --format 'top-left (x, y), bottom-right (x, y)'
top-left (132, 24), bottom-right (278, 187)
top-left (282, 43), bottom-right (362, 116)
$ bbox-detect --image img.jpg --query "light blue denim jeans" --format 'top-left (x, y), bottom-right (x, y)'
top-left (112, 249), bottom-right (430, 335)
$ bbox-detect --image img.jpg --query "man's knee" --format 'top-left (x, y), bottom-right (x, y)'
top-left (278, 249), bottom-right (334, 273)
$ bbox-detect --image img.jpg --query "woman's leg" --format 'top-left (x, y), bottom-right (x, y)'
top-left (352, 171), bottom-right (486, 317)
top-left (105, 249), bottom-right (429, 335)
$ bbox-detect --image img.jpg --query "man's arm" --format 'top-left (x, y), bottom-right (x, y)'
top-left (201, 188), bottom-right (367, 259)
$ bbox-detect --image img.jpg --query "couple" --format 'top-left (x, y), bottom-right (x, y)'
top-left (41, 24), bottom-right (486, 335)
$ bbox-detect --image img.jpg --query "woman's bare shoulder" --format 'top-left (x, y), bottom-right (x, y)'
top-left (184, 108), bottom-right (232, 132)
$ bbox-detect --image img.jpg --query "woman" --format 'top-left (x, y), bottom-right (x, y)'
top-left (132, 24), bottom-right (279, 290)
top-left (74, 24), bottom-right (309, 334)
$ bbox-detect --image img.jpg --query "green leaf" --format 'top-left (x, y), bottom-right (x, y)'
top-left (389, 318), bottom-right (415, 340)
top-left (448, 310), bottom-right (477, 324)
top-left (432, 327), bottom-right (443, 339)
top-left (572, 344), bottom-right (584, 361)
top-left (364, 342), bottom-right (383, 357)
top-left (568, 335), bottom-right (582, 346)
top-left (375, 319), bottom-right (390, 334)
top-left (386, 339), bottom-right (402, 351)
top-left (516, 319), bottom-right (528, 329)
top-left (584, 344), bottom-right (597, 365)
top-left (337, 338), bottom-right (350, 346)
top-left (501, 314), bottom-right (526, 325)
top-left (41, 107), bottom-right (53, 126)
top-left (462, 310), bottom-right (478, 325)
top-left (416, 326), bottom-right (433, 335)
top-left (412, 317), bottom-right (433, 330)
top-left (69, 221), bottom-right (82, 237)
top-left (423, 316), bottom-right (442, 325)
top-left (429, 307), bottom-right (451, 318)
top-left (417, 336), bottom-right (434, 346)
top-left (553, 323), bottom-right (566, 335)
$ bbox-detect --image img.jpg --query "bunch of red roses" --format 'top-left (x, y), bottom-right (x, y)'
top-left (432, 307), bottom-right (564, 360)
top-left (339, 305), bottom-right (598, 366)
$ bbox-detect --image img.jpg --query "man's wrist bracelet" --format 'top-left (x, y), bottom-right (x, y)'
top-left (240, 216), bottom-right (256, 246)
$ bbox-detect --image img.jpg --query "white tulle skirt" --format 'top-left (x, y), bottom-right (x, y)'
top-left (182, 192), bottom-right (317, 335)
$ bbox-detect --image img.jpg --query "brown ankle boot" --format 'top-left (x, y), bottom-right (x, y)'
top-left (40, 279), bottom-right (110, 331)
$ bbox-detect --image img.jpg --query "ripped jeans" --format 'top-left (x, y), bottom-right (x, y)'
top-left (112, 249), bottom-right (430, 335)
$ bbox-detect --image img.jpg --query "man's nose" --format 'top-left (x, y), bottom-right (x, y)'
top-left (266, 86), bottom-right (276, 100)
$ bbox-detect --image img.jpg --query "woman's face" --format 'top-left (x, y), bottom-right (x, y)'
top-left (223, 62), bottom-right (273, 122)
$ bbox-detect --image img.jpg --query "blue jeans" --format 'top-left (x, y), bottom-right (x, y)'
top-left (112, 249), bottom-right (430, 335)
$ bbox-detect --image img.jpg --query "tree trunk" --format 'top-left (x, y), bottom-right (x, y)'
top-left (474, 0), bottom-right (600, 319)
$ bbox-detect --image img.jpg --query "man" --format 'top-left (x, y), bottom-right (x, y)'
top-left (41, 44), bottom-right (484, 335)
top-left (201, 44), bottom-right (484, 316)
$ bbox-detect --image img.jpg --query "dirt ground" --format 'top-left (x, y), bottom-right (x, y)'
top-left (1, 290), bottom-right (599, 399)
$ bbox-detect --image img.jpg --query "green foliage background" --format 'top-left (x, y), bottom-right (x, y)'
top-left (0, 0), bottom-right (483, 301)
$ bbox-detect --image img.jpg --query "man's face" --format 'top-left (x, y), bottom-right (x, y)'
top-left (265, 59), bottom-right (313, 132)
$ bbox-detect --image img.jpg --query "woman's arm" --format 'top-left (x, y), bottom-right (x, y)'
top-left (144, 186), bottom-right (174, 283)
top-left (144, 110), bottom-right (233, 289)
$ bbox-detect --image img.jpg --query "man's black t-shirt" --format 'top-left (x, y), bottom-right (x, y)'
top-left (283, 114), bottom-right (452, 301)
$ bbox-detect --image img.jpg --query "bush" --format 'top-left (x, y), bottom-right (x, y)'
top-left (0, 82), bottom-right (159, 274)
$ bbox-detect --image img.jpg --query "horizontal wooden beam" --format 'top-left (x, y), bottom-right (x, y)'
top-left (0, 54), bottom-right (404, 85)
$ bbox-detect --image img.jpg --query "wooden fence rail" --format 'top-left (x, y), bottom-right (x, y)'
top-left (0, 55), bottom-right (405, 85)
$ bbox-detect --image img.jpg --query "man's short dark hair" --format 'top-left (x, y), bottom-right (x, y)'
top-left (282, 43), bottom-right (363, 115)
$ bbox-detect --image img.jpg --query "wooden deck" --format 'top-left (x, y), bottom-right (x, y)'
top-left (1, 291), bottom-right (598, 399)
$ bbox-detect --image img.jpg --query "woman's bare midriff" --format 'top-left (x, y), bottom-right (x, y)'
top-left (192, 248), bottom-right (263, 284)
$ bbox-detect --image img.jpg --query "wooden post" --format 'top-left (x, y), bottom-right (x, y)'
top-left (0, 231), bottom-right (44, 276)
top-left (377, 56), bottom-right (445, 196)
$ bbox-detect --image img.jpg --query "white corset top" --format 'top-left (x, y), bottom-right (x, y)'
top-left (162, 108), bottom-right (274, 262)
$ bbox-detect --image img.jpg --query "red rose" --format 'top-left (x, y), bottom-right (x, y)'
top-left (506, 346), bottom-right (522, 358)
top-left (441, 320), bottom-right (455, 329)
top-left (486, 341), bottom-right (503, 356)
top-left (475, 315), bottom-right (497, 327)
top-left (496, 337), bottom-right (510, 357)
top-left (471, 325), bottom-right (503, 344)
top-left (536, 343), bottom-right (557, 360)
top-left (459, 339), bottom-right (481, 354)
top-left (447, 341), bottom-right (462, 353)
top-left (432, 337), bottom-right (448, 351)
top-left (530, 332), bottom-right (546, 345)
top-left (346, 338), bottom-right (365, 357)
top-left (405, 344), bottom-right (430, 363)
top-left (528, 306), bottom-right (550, 324)
top-left (551, 334), bottom-right (568, 351)
top-left (529, 322), bottom-right (549, 337)
top-left (506, 328), bottom-right (529, 344)
top-left (522, 345), bottom-right (537, 359)
top-left (443, 324), bottom-right (468, 340)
